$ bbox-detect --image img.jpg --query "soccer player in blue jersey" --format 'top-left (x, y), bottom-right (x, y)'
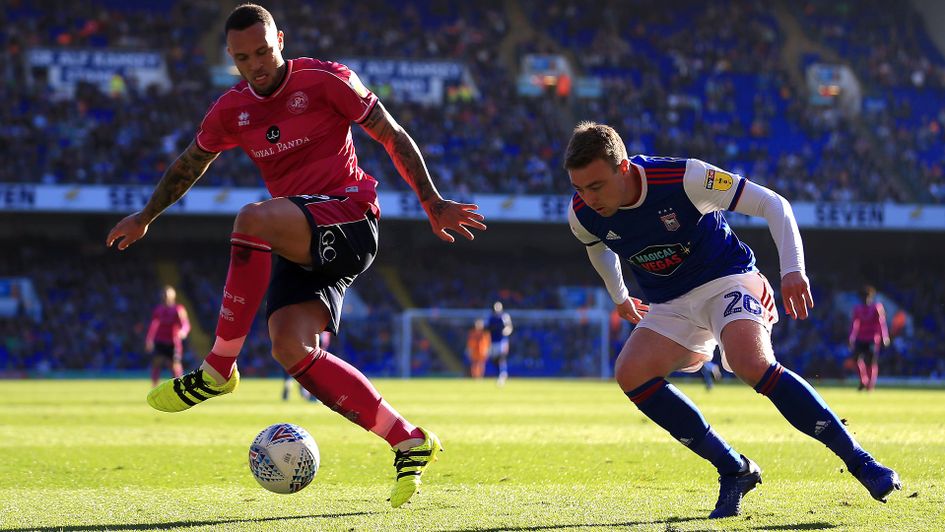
top-left (565, 122), bottom-right (900, 518)
top-left (487, 301), bottom-right (514, 385)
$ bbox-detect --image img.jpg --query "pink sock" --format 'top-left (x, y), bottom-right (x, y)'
top-left (150, 365), bottom-right (160, 386)
top-left (856, 359), bottom-right (869, 388)
top-left (289, 348), bottom-right (423, 447)
top-left (202, 233), bottom-right (271, 381)
top-left (205, 352), bottom-right (237, 381)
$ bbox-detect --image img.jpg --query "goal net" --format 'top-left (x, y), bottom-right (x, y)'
top-left (396, 308), bottom-right (612, 379)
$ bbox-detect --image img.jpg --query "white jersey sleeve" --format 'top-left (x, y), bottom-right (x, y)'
top-left (733, 181), bottom-right (806, 276)
top-left (682, 158), bottom-right (746, 214)
top-left (568, 203), bottom-right (630, 304)
top-left (682, 159), bottom-right (805, 277)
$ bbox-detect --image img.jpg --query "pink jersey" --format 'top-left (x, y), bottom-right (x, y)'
top-left (196, 58), bottom-right (381, 216)
top-left (147, 304), bottom-right (190, 348)
top-left (849, 302), bottom-right (888, 344)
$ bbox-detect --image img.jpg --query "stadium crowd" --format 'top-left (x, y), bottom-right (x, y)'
top-left (1, 0), bottom-right (943, 201)
top-left (1, 1), bottom-right (944, 380)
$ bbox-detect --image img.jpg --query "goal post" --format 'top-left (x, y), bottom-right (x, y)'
top-left (397, 308), bottom-right (612, 379)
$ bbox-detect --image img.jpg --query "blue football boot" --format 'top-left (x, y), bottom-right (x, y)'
top-left (853, 459), bottom-right (901, 503)
top-left (709, 455), bottom-right (762, 518)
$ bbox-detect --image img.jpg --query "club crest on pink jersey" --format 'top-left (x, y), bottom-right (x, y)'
top-left (287, 91), bottom-right (309, 114)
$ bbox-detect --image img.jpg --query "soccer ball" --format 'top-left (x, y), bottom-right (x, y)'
top-left (248, 423), bottom-right (320, 494)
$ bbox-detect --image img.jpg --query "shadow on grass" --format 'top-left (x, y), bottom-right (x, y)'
top-left (445, 516), bottom-right (704, 531)
top-left (0, 511), bottom-right (378, 532)
top-left (754, 524), bottom-right (837, 530)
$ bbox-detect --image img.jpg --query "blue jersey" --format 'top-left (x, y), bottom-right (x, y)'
top-left (569, 155), bottom-right (756, 303)
top-left (487, 312), bottom-right (510, 342)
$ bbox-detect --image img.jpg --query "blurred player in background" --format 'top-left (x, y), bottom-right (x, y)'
top-left (487, 301), bottom-right (513, 385)
top-left (849, 285), bottom-right (890, 391)
top-left (699, 355), bottom-right (722, 391)
top-left (466, 319), bottom-right (490, 378)
top-left (145, 285), bottom-right (190, 387)
top-left (106, 3), bottom-right (485, 507)
top-left (565, 122), bottom-right (900, 518)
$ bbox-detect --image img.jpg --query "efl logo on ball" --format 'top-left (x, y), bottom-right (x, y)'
top-left (248, 423), bottom-right (320, 494)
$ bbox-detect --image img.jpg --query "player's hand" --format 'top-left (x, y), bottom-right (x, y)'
top-left (781, 271), bottom-right (813, 320)
top-left (616, 297), bottom-right (649, 324)
top-left (145, 340), bottom-right (154, 353)
top-left (422, 198), bottom-right (487, 243)
top-left (883, 337), bottom-right (890, 348)
top-left (106, 212), bottom-right (149, 250)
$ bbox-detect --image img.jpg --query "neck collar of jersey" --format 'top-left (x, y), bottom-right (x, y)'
top-left (618, 159), bottom-right (648, 210)
top-left (249, 59), bottom-right (293, 100)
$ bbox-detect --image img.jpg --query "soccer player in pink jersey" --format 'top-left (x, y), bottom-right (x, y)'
top-left (106, 4), bottom-right (485, 507)
top-left (145, 285), bottom-right (191, 387)
top-left (849, 285), bottom-right (890, 391)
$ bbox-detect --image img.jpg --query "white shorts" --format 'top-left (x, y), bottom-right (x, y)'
top-left (489, 338), bottom-right (509, 358)
top-left (634, 272), bottom-right (779, 372)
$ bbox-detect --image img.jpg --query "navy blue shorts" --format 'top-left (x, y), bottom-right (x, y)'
top-left (152, 341), bottom-right (180, 360)
top-left (265, 195), bottom-right (378, 333)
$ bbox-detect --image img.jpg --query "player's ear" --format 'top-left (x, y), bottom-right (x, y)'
top-left (277, 30), bottom-right (284, 51)
top-left (618, 159), bottom-right (631, 174)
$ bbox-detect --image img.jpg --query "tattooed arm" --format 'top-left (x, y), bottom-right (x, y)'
top-left (106, 140), bottom-right (219, 250)
top-left (359, 101), bottom-right (486, 242)
top-left (140, 140), bottom-right (219, 223)
top-left (359, 101), bottom-right (441, 204)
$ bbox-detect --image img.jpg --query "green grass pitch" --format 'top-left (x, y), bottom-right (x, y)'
top-left (1, 378), bottom-right (943, 531)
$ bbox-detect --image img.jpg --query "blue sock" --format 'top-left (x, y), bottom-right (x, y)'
top-left (627, 377), bottom-right (743, 475)
top-left (755, 363), bottom-right (872, 472)
top-left (701, 366), bottom-right (714, 389)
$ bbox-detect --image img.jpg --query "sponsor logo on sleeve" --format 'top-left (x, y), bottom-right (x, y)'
top-left (704, 169), bottom-right (733, 191)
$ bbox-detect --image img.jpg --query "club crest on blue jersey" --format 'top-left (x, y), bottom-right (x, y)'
top-left (659, 208), bottom-right (681, 231)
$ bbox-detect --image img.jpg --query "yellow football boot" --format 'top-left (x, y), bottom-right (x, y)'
top-left (147, 367), bottom-right (239, 412)
top-left (389, 427), bottom-right (442, 508)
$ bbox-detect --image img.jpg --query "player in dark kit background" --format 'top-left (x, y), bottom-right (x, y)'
top-left (565, 122), bottom-right (900, 519)
top-left (145, 285), bottom-right (190, 387)
top-left (106, 3), bottom-right (485, 507)
top-left (487, 301), bottom-right (513, 385)
top-left (849, 285), bottom-right (890, 391)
